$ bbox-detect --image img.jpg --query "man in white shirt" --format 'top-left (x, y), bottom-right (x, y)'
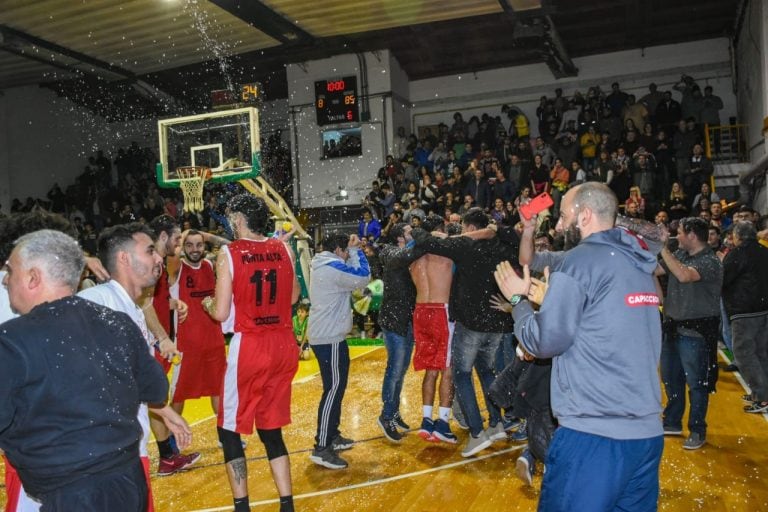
top-left (78, 223), bottom-right (198, 507)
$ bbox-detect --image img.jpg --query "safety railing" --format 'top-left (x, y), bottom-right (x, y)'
top-left (704, 124), bottom-right (749, 163)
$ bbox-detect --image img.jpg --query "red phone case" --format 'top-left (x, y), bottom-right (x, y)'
top-left (519, 192), bottom-right (554, 220)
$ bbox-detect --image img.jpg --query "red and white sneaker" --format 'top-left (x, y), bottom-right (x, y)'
top-left (158, 452), bottom-right (202, 476)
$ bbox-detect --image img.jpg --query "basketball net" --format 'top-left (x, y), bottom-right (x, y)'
top-left (176, 166), bottom-right (210, 213)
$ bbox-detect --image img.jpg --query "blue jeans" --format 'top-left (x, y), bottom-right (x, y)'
top-left (312, 341), bottom-right (350, 448)
top-left (660, 333), bottom-right (709, 435)
top-left (538, 427), bottom-right (663, 512)
top-left (452, 322), bottom-right (503, 436)
top-left (381, 326), bottom-right (414, 420)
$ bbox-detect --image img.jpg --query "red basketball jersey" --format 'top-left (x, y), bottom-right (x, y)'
top-left (226, 238), bottom-right (294, 333)
top-left (176, 259), bottom-right (224, 350)
top-left (153, 264), bottom-right (172, 334)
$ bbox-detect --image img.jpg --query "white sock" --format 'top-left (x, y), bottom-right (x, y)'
top-left (422, 405), bottom-right (433, 419)
top-left (438, 407), bottom-right (450, 422)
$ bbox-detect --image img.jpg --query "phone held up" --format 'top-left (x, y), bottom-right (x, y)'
top-left (519, 192), bottom-right (554, 220)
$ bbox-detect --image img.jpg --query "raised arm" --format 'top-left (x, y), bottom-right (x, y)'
top-left (205, 247), bottom-right (233, 322)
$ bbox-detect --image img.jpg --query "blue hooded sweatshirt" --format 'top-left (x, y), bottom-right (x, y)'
top-left (513, 228), bottom-right (662, 440)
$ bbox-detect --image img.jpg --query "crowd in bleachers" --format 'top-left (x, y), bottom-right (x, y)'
top-left (365, 75), bottom-right (735, 239)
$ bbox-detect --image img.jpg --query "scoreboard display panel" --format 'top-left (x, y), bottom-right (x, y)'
top-left (314, 76), bottom-right (359, 125)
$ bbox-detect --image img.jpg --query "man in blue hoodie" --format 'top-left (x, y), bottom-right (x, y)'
top-left (308, 232), bottom-right (371, 470)
top-left (495, 182), bottom-right (663, 512)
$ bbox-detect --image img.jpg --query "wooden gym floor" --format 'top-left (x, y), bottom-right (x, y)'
top-left (2, 346), bottom-right (767, 511)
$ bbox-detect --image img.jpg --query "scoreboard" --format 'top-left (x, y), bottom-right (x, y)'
top-left (314, 76), bottom-right (359, 126)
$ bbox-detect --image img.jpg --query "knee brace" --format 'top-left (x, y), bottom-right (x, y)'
top-left (257, 428), bottom-right (288, 460)
top-left (217, 427), bottom-right (245, 463)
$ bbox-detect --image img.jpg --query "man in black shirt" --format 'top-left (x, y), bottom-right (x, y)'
top-left (0, 229), bottom-right (178, 511)
top-left (413, 209), bottom-right (517, 457)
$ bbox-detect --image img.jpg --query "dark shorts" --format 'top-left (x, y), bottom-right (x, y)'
top-left (40, 459), bottom-right (147, 512)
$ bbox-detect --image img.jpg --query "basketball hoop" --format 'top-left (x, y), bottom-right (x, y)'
top-left (176, 166), bottom-right (210, 213)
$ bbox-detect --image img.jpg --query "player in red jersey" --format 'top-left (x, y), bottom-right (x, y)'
top-left (204, 195), bottom-right (300, 512)
top-left (170, 230), bottom-right (228, 418)
top-left (143, 214), bottom-right (201, 475)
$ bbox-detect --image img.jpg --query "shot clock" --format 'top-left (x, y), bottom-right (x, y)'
top-left (210, 82), bottom-right (262, 107)
top-left (314, 76), bottom-right (359, 126)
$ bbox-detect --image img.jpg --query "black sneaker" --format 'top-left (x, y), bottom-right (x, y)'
top-left (377, 416), bottom-right (403, 443)
top-left (332, 433), bottom-right (354, 451)
top-left (742, 394), bottom-right (755, 403)
top-left (309, 446), bottom-right (348, 469)
top-left (393, 412), bottom-right (410, 431)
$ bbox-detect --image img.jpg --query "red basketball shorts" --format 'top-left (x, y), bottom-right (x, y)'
top-left (413, 303), bottom-right (453, 371)
top-left (218, 329), bottom-right (299, 434)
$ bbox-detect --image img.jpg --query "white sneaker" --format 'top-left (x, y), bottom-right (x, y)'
top-left (461, 431), bottom-right (492, 457)
top-left (486, 422), bottom-right (508, 442)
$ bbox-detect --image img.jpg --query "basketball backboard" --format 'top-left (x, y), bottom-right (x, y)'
top-left (156, 106), bottom-right (261, 187)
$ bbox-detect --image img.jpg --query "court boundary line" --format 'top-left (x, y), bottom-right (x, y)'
top-left (187, 445), bottom-right (523, 512)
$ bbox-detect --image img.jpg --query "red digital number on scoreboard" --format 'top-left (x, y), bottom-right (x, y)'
top-left (326, 80), bottom-right (346, 92)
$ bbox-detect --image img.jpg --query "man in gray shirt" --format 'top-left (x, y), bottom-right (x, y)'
top-left (658, 217), bottom-right (723, 450)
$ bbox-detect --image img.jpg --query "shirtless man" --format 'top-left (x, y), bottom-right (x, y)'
top-left (410, 214), bottom-right (457, 443)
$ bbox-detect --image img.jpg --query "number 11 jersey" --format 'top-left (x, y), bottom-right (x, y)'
top-left (224, 238), bottom-right (294, 333)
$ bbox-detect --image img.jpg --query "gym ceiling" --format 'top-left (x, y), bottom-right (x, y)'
top-left (0, 0), bottom-right (740, 120)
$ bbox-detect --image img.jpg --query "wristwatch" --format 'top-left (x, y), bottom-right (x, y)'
top-left (509, 294), bottom-right (525, 306)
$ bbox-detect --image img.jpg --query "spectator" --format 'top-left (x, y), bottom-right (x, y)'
top-left (464, 167), bottom-right (491, 210)
top-left (490, 198), bottom-right (508, 225)
top-left (579, 126), bottom-right (599, 172)
top-left (701, 86), bottom-right (725, 153)
top-left (549, 158), bottom-right (570, 216)
top-left (571, 160), bottom-right (587, 186)
top-left (631, 152), bottom-right (656, 201)
top-left (654, 130), bottom-right (674, 200)
top-left (530, 155), bottom-right (550, 195)
top-left (685, 143), bottom-right (713, 201)
top-left (668, 182), bottom-right (689, 221)
top-left (638, 122), bottom-right (658, 153)
top-left (623, 96), bottom-right (649, 136)
top-left (659, 217), bottom-right (722, 450)
top-left (722, 222), bottom-right (768, 412)
top-left (592, 150), bottom-right (615, 184)
top-left (655, 91), bottom-right (682, 135)
top-left (625, 186), bottom-right (645, 218)
top-left (673, 120), bottom-right (697, 190)
top-left (491, 169), bottom-right (515, 205)
top-left (496, 182), bottom-right (664, 511)
top-left (308, 232), bottom-right (371, 469)
top-left (709, 202), bottom-right (731, 230)
top-left (533, 137), bottom-right (557, 169)
top-left (691, 182), bottom-right (720, 211)
top-left (403, 198), bottom-right (426, 225)
top-left (639, 83), bottom-right (665, 121)
top-left (358, 210), bottom-right (382, 242)
top-left (419, 174), bottom-right (439, 210)
top-left (605, 82), bottom-right (629, 115)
